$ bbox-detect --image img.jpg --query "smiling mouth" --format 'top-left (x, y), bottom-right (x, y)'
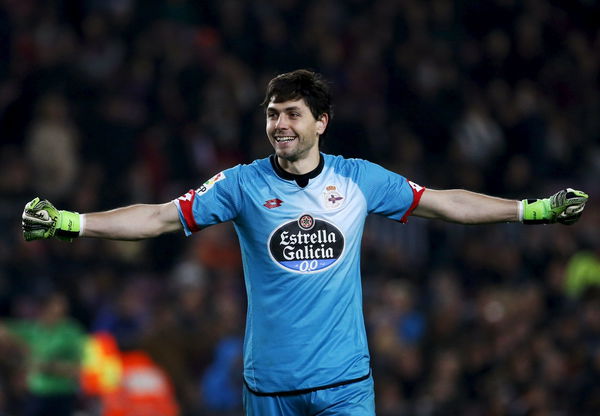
top-left (274, 136), bottom-right (297, 143)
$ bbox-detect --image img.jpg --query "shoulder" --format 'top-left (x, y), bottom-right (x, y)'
top-left (227, 156), bottom-right (272, 179)
top-left (201, 158), bottom-right (268, 189)
top-left (323, 153), bottom-right (386, 177)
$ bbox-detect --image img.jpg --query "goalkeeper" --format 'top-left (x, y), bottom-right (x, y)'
top-left (21, 69), bottom-right (588, 416)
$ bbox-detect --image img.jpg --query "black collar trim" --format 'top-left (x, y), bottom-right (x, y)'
top-left (270, 154), bottom-right (324, 188)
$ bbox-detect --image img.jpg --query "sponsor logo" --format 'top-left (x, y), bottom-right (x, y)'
top-left (268, 214), bottom-right (345, 273)
top-left (322, 185), bottom-right (344, 209)
top-left (264, 198), bottom-right (283, 209)
top-left (196, 172), bottom-right (226, 196)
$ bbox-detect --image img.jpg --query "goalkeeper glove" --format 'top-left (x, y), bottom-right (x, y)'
top-left (22, 197), bottom-right (81, 241)
top-left (522, 188), bottom-right (588, 225)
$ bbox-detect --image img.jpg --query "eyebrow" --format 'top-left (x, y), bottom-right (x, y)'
top-left (267, 106), bottom-right (303, 112)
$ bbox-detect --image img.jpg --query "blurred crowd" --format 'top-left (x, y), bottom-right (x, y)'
top-left (1, 0), bottom-right (600, 415)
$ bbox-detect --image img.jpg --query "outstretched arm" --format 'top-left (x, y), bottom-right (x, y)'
top-left (22, 198), bottom-right (182, 241)
top-left (412, 188), bottom-right (588, 225)
top-left (82, 202), bottom-right (182, 240)
top-left (413, 189), bottom-right (519, 224)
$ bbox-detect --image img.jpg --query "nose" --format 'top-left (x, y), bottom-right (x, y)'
top-left (274, 114), bottom-right (288, 129)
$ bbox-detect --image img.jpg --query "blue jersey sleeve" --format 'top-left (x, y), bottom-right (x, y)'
top-left (173, 166), bottom-right (243, 235)
top-left (355, 159), bottom-right (425, 222)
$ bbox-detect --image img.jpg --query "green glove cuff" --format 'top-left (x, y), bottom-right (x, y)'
top-left (56, 210), bottom-right (81, 240)
top-left (522, 198), bottom-right (553, 224)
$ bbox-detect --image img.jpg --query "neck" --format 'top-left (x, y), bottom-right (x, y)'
top-left (271, 153), bottom-right (324, 188)
top-left (277, 148), bottom-right (321, 175)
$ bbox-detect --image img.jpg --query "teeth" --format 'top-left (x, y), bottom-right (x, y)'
top-left (275, 136), bottom-right (296, 142)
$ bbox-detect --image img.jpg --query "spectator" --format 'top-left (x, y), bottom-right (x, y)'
top-left (25, 93), bottom-right (79, 201)
top-left (0, 293), bottom-right (85, 416)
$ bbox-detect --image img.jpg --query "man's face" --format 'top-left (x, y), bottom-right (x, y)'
top-left (266, 98), bottom-right (327, 162)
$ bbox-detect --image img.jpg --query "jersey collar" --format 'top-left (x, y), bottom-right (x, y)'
top-left (270, 153), bottom-right (325, 188)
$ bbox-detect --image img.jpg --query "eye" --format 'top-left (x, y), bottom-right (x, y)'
top-left (290, 112), bottom-right (301, 118)
top-left (267, 112), bottom-right (277, 119)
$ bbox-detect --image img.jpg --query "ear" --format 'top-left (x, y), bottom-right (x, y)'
top-left (316, 113), bottom-right (329, 135)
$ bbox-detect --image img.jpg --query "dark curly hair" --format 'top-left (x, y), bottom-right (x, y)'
top-left (262, 69), bottom-right (334, 123)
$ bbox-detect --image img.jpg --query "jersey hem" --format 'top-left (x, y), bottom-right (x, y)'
top-left (243, 369), bottom-right (371, 397)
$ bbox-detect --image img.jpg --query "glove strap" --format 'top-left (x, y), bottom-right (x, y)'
top-left (521, 198), bottom-right (552, 224)
top-left (55, 210), bottom-right (81, 239)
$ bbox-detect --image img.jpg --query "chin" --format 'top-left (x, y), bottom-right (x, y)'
top-left (279, 154), bottom-right (298, 162)
top-left (276, 151), bottom-right (299, 162)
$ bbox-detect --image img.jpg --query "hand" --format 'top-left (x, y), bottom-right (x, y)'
top-left (522, 188), bottom-right (589, 225)
top-left (22, 197), bottom-right (59, 241)
top-left (22, 197), bottom-right (80, 241)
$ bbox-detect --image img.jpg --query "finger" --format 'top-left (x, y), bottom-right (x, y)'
top-left (565, 189), bottom-right (589, 203)
top-left (566, 197), bottom-right (588, 206)
top-left (22, 217), bottom-right (53, 228)
top-left (24, 197), bottom-right (41, 211)
top-left (22, 210), bottom-right (53, 223)
top-left (23, 229), bottom-right (45, 240)
top-left (568, 204), bottom-right (586, 215)
top-left (24, 233), bottom-right (44, 241)
top-left (566, 188), bottom-right (588, 198)
top-left (22, 222), bottom-right (50, 231)
top-left (559, 203), bottom-right (585, 217)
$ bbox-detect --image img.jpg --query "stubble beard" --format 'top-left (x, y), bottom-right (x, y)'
top-left (276, 139), bottom-right (313, 163)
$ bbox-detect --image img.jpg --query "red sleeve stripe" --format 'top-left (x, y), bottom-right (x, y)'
top-left (400, 181), bottom-right (425, 223)
top-left (179, 189), bottom-right (201, 232)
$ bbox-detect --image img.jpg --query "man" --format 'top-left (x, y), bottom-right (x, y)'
top-left (22, 69), bottom-right (588, 415)
top-left (0, 293), bottom-right (85, 416)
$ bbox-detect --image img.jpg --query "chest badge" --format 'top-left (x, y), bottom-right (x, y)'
top-left (322, 185), bottom-right (344, 210)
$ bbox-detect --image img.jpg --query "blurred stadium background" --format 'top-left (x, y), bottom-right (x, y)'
top-left (1, 0), bottom-right (600, 415)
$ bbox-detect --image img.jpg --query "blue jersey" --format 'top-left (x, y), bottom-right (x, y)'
top-left (174, 153), bottom-right (424, 394)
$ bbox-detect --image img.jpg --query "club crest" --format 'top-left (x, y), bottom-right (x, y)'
top-left (322, 185), bottom-right (344, 209)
